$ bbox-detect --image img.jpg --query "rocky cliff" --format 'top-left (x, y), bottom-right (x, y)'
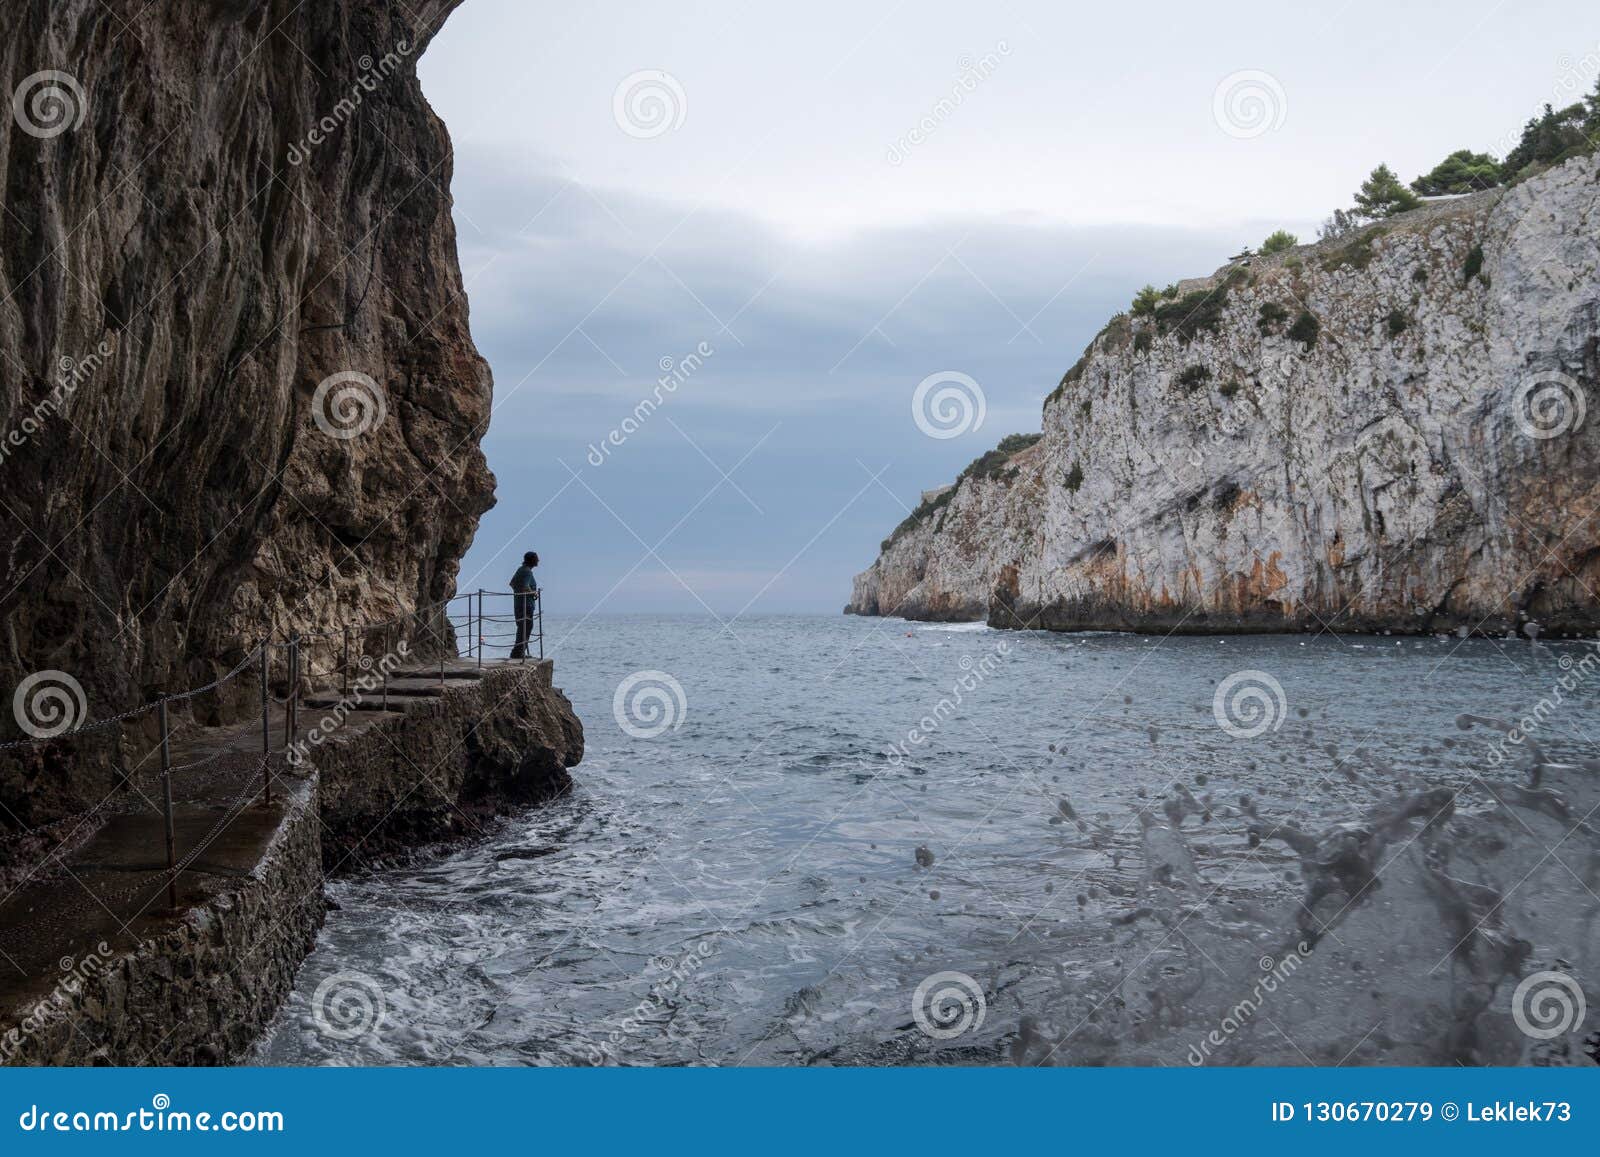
top-left (1, 2), bottom-right (491, 821)
top-left (849, 154), bottom-right (1600, 635)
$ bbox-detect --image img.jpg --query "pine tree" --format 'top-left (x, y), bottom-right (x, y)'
top-left (1130, 285), bottom-right (1161, 317)
top-left (1353, 164), bottom-right (1422, 219)
top-left (1504, 103), bottom-right (1589, 174)
top-left (1410, 149), bottom-right (1503, 196)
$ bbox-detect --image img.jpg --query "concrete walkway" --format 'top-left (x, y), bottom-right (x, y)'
top-left (0, 659), bottom-right (529, 1033)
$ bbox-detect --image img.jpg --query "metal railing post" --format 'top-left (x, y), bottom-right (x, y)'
top-left (259, 637), bottom-right (271, 806)
top-left (476, 589), bottom-right (484, 669)
top-left (538, 593), bottom-right (544, 661)
top-left (283, 635), bottom-right (292, 747)
top-left (158, 699), bottom-right (178, 911)
top-left (289, 634), bottom-right (300, 744)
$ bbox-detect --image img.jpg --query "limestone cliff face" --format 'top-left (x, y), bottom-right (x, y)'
top-left (848, 441), bottom-right (1046, 622)
top-left (849, 154), bottom-right (1600, 634)
top-left (0, 4), bottom-right (489, 773)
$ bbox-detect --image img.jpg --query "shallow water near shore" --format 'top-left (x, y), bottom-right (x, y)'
top-left (254, 614), bottom-right (1600, 1066)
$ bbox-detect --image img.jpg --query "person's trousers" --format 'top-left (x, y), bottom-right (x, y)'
top-left (511, 594), bottom-right (536, 658)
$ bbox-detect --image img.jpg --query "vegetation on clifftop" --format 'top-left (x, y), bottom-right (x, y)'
top-left (880, 433), bottom-right (1043, 551)
top-left (1049, 72), bottom-right (1600, 420)
top-left (879, 65), bottom-right (1600, 592)
top-left (1320, 77), bottom-right (1600, 240)
top-left (1412, 149), bottom-right (1503, 195)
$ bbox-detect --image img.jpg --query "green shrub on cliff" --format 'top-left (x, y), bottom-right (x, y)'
top-left (1154, 288), bottom-right (1226, 342)
top-left (1259, 229), bottom-right (1298, 255)
top-left (1288, 310), bottom-right (1321, 346)
top-left (1411, 149), bottom-right (1503, 195)
top-left (1257, 302), bottom-right (1289, 333)
top-left (1320, 229), bottom-right (1385, 273)
top-left (884, 432), bottom-right (1046, 548)
top-left (882, 486), bottom-right (955, 552)
top-left (963, 433), bottom-right (1044, 482)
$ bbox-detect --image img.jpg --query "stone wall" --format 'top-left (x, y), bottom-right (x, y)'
top-left (1, 662), bottom-right (582, 1065)
top-left (0, 776), bottom-right (323, 1066)
top-left (313, 662), bottom-right (584, 869)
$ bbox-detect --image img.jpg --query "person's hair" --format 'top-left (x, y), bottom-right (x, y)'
top-left (523, 551), bottom-right (539, 566)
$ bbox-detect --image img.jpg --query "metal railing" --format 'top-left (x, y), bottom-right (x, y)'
top-left (455, 589), bottom-right (544, 667)
top-left (0, 587), bottom-right (546, 917)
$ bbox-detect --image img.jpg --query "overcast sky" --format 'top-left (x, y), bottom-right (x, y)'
top-left (417, 0), bottom-right (1598, 616)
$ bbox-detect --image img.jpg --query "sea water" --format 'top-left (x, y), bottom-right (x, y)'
top-left (255, 615), bottom-right (1600, 1066)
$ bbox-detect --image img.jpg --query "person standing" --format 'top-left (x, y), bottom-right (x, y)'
top-left (509, 551), bottom-right (540, 659)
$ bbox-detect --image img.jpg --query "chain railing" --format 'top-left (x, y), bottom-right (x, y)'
top-left (0, 586), bottom-right (547, 918)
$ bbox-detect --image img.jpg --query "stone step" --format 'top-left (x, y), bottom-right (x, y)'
top-left (299, 697), bottom-right (395, 712)
top-left (300, 689), bottom-right (442, 711)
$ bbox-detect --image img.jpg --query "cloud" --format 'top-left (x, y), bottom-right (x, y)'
top-left (450, 153), bottom-right (1247, 614)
